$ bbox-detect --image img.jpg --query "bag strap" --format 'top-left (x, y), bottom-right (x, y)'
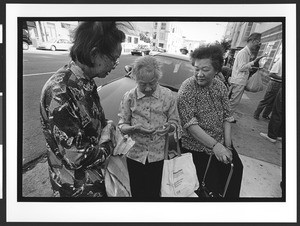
top-left (164, 125), bottom-right (181, 160)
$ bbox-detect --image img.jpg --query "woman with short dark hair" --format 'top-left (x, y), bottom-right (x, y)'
top-left (177, 44), bottom-right (243, 198)
top-left (40, 21), bottom-right (129, 197)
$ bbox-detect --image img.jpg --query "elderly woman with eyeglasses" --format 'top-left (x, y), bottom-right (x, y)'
top-left (118, 56), bottom-right (180, 198)
top-left (177, 44), bottom-right (243, 198)
top-left (40, 21), bottom-right (129, 197)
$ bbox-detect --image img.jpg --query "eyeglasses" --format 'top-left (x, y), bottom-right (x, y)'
top-left (106, 54), bottom-right (120, 68)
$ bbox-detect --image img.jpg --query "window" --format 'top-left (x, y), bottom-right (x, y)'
top-left (127, 36), bottom-right (132, 43)
top-left (161, 23), bottom-right (166, 30)
top-left (172, 28), bottom-right (175, 33)
top-left (153, 32), bottom-right (157, 39)
top-left (244, 22), bottom-right (253, 38)
top-left (134, 37), bottom-right (138, 44)
top-left (158, 43), bottom-right (164, 48)
top-left (154, 22), bottom-right (158, 29)
top-left (159, 33), bottom-right (165, 40)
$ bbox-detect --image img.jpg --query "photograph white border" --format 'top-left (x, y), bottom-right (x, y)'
top-left (6, 3), bottom-right (296, 222)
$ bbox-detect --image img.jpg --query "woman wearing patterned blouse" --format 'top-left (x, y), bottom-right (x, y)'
top-left (118, 56), bottom-right (180, 198)
top-left (177, 44), bottom-right (243, 198)
top-left (40, 21), bottom-right (128, 197)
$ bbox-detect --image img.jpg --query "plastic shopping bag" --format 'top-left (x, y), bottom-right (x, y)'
top-left (104, 155), bottom-right (131, 197)
top-left (161, 152), bottom-right (199, 197)
top-left (245, 71), bottom-right (263, 92)
top-left (161, 133), bottom-right (199, 197)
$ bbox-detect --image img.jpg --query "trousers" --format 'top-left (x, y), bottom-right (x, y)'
top-left (268, 88), bottom-right (283, 139)
top-left (254, 80), bottom-right (281, 118)
top-left (127, 158), bottom-right (163, 199)
top-left (228, 84), bottom-right (245, 115)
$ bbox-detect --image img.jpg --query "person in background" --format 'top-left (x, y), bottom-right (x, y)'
top-left (260, 87), bottom-right (283, 143)
top-left (40, 21), bottom-right (128, 197)
top-left (180, 47), bottom-right (189, 55)
top-left (118, 56), bottom-right (180, 198)
top-left (228, 33), bottom-right (264, 123)
top-left (254, 55), bottom-right (282, 120)
top-left (177, 44), bottom-right (243, 198)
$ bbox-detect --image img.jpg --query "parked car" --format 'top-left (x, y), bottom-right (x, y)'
top-left (36, 38), bottom-right (73, 51)
top-left (131, 44), bottom-right (151, 56)
top-left (23, 29), bottom-right (32, 50)
top-left (97, 52), bottom-right (194, 127)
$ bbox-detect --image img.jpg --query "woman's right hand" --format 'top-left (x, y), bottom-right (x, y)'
top-left (212, 143), bottom-right (232, 164)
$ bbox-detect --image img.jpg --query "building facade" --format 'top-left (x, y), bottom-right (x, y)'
top-left (25, 21), bottom-right (78, 47)
top-left (151, 22), bottom-right (184, 54)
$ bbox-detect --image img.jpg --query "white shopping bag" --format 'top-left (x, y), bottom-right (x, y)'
top-left (161, 153), bottom-right (199, 197)
top-left (160, 133), bottom-right (199, 197)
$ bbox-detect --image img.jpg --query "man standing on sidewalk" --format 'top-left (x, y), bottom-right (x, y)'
top-left (260, 87), bottom-right (283, 143)
top-left (228, 33), bottom-right (263, 123)
top-left (253, 55), bottom-right (282, 120)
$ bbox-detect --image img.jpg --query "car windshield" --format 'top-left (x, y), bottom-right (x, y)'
top-left (155, 55), bottom-right (194, 91)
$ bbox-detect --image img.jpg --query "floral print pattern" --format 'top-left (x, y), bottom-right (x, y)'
top-left (118, 85), bottom-right (180, 164)
top-left (40, 61), bottom-right (114, 197)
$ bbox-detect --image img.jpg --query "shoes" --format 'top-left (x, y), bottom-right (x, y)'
top-left (277, 137), bottom-right (282, 141)
top-left (260, 132), bottom-right (276, 143)
top-left (253, 115), bottom-right (259, 120)
top-left (262, 116), bottom-right (271, 120)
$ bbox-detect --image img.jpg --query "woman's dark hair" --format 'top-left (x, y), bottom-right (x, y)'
top-left (70, 21), bottom-right (127, 67)
top-left (190, 44), bottom-right (224, 73)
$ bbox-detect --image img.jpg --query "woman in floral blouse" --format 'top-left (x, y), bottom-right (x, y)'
top-left (40, 21), bottom-right (128, 197)
top-left (118, 56), bottom-right (180, 198)
top-left (177, 44), bottom-right (243, 198)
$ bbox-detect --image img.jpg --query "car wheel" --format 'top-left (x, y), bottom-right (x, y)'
top-left (50, 45), bottom-right (56, 51)
top-left (23, 41), bottom-right (29, 50)
top-left (131, 53), bottom-right (134, 55)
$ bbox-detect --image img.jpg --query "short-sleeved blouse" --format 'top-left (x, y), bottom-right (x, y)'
top-left (177, 76), bottom-right (232, 153)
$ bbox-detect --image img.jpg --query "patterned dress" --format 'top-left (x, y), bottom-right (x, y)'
top-left (40, 61), bottom-right (115, 197)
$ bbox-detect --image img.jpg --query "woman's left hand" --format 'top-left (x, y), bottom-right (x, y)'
top-left (213, 143), bottom-right (233, 164)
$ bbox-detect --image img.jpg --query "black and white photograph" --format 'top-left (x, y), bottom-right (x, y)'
top-left (4, 2), bottom-right (297, 224)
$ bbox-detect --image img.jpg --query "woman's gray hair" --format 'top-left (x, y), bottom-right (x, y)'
top-left (132, 56), bottom-right (162, 81)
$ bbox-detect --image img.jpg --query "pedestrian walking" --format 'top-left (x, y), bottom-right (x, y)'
top-left (118, 56), bottom-right (180, 198)
top-left (260, 88), bottom-right (283, 143)
top-left (40, 21), bottom-right (129, 197)
top-left (177, 44), bottom-right (243, 198)
top-left (228, 33), bottom-right (264, 123)
top-left (254, 56), bottom-right (282, 120)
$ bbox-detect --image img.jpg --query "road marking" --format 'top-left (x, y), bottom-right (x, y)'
top-left (23, 72), bottom-right (56, 77)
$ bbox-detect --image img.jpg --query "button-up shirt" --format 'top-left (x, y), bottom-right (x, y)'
top-left (118, 85), bottom-right (180, 164)
top-left (40, 61), bottom-right (114, 197)
top-left (177, 77), bottom-right (232, 153)
top-left (230, 46), bottom-right (253, 86)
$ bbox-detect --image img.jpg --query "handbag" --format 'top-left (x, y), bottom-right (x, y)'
top-left (245, 70), bottom-right (264, 92)
top-left (195, 152), bottom-right (234, 198)
top-left (161, 129), bottom-right (199, 197)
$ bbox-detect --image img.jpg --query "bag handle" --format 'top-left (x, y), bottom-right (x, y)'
top-left (164, 124), bottom-right (181, 160)
top-left (202, 151), bottom-right (235, 197)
